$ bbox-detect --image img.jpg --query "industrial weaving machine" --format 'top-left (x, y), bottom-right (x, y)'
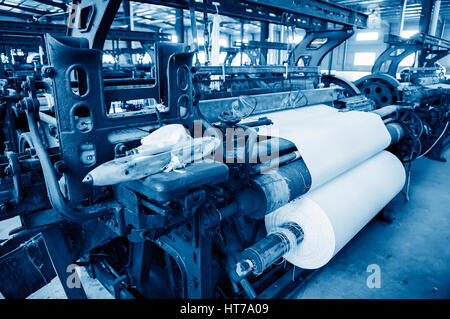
top-left (0, 0), bottom-right (445, 299)
top-left (354, 1), bottom-right (450, 163)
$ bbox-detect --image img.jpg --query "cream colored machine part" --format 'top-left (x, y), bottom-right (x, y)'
top-left (136, 124), bottom-right (192, 155)
top-left (252, 105), bottom-right (392, 189)
top-left (265, 151), bottom-right (406, 269)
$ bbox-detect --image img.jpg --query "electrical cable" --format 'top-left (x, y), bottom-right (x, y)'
top-left (416, 120), bottom-right (449, 159)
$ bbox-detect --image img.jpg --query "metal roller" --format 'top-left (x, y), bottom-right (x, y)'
top-left (235, 222), bottom-right (304, 278)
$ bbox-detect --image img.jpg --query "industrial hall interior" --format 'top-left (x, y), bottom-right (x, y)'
top-left (0, 0), bottom-right (448, 300)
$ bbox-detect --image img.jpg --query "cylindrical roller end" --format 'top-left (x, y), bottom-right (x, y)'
top-left (386, 122), bottom-right (405, 145)
top-left (237, 222), bottom-right (304, 276)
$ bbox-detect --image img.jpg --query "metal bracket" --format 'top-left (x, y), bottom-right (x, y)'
top-left (288, 29), bottom-right (355, 67)
top-left (372, 33), bottom-right (450, 76)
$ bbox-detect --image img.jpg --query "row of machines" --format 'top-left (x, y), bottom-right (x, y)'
top-left (355, 32), bottom-right (450, 162)
top-left (0, 0), bottom-right (448, 299)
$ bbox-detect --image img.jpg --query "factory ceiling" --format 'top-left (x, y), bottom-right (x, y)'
top-left (334, 0), bottom-right (450, 20)
top-left (0, 0), bottom-right (448, 35)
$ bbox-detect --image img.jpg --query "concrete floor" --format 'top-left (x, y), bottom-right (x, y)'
top-left (1, 149), bottom-right (448, 299)
top-left (296, 149), bottom-right (450, 299)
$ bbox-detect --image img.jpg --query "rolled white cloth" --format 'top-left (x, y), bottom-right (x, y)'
top-left (265, 151), bottom-right (406, 269)
top-left (254, 105), bottom-right (392, 189)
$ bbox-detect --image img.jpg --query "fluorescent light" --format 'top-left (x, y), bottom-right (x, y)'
top-left (400, 30), bottom-right (418, 38)
top-left (399, 53), bottom-right (415, 67)
top-left (294, 34), bottom-right (304, 43)
top-left (142, 52), bottom-right (152, 64)
top-left (219, 37), bottom-right (228, 47)
top-left (197, 36), bottom-right (205, 46)
top-left (354, 52), bottom-right (376, 66)
top-left (102, 54), bottom-right (115, 64)
top-left (356, 32), bottom-right (379, 41)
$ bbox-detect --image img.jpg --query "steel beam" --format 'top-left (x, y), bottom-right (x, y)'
top-left (195, 65), bottom-right (320, 75)
top-left (245, 0), bottom-right (367, 27)
top-left (135, 0), bottom-right (368, 29)
top-left (199, 87), bottom-right (340, 123)
top-left (175, 8), bottom-right (185, 43)
top-left (399, 0), bottom-right (407, 35)
top-left (0, 35), bottom-right (42, 48)
top-left (0, 9), bottom-right (33, 20)
top-left (31, 0), bottom-right (68, 11)
top-left (0, 20), bottom-right (65, 35)
top-left (0, 3), bottom-right (50, 15)
top-left (429, 0), bottom-right (441, 36)
top-left (108, 29), bottom-right (171, 42)
top-left (237, 40), bottom-right (289, 50)
top-left (0, 21), bottom-right (170, 42)
top-left (385, 33), bottom-right (450, 50)
top-left (419, 0), bottom-right (435, 34)
top-left (260, 22), bottom-right (269, 61)
top-left (371, 32), bottom-right (450, 75)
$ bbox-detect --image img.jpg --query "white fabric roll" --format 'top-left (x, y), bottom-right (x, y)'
top-left (265, 151), bottom-right (406, 269)
top-left (254, 105), bottom-right (392, 189)
top-left (251, 104), bottom-right (338, 127)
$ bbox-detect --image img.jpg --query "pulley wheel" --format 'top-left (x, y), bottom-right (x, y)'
top-left (358, 79), bottom-right (398, 108)
top-left (321, 75), bottom-right (360, 97)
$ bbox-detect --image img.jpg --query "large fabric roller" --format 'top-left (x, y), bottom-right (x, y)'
top-left (251, 105), bottom-right (392, 189)
top-left (264, 151), bottom-right (406, 269)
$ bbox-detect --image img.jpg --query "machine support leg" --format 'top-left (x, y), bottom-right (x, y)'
top-left (375, 208), bottom-right (394, 223)
top-left (42, 226), bottom-right (88, 299)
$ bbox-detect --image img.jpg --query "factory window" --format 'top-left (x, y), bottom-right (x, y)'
top-left (141, 52), bottom-right (152, 64)
top-left (219, 37), bottom-right (229, 47)
top-left (356, 32), bottom-right (379, 41)
top-left (193, 52), bottom-right (206, 64)
top-left (353, 52), bottom-right (376, 66)
top-left (293, 34), bottom-right (304, 44)
top-left (1, 53), bottom-right (8, 64)
top-left (197, 35), bottom-right (205, 46)
top-left (26, 53), bottom-right (40, 64)
top-left (401, 30), bottom-right (418, 39)
top-left (219, 52), bottom-right (227, 64)
top-left (399, 53), bottom-right (415, 67)
top-left (307, 38), bottom-right (328, 49)
top-left (103, 54), bottom-right (115, 64)
top-left (230, 52), bottom-right (252, 66)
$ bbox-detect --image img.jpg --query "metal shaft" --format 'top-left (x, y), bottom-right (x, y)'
top-left (235, 222), bottom-right (304, 278)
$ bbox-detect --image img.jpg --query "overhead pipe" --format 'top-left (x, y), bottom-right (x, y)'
top-left (399, 0), bottom-right (408, 35)
top-left (429, 0), bottom-right (441, 36)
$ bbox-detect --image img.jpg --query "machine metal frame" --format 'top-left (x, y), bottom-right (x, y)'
top-left (0, 0), bottom-right (428, 300)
